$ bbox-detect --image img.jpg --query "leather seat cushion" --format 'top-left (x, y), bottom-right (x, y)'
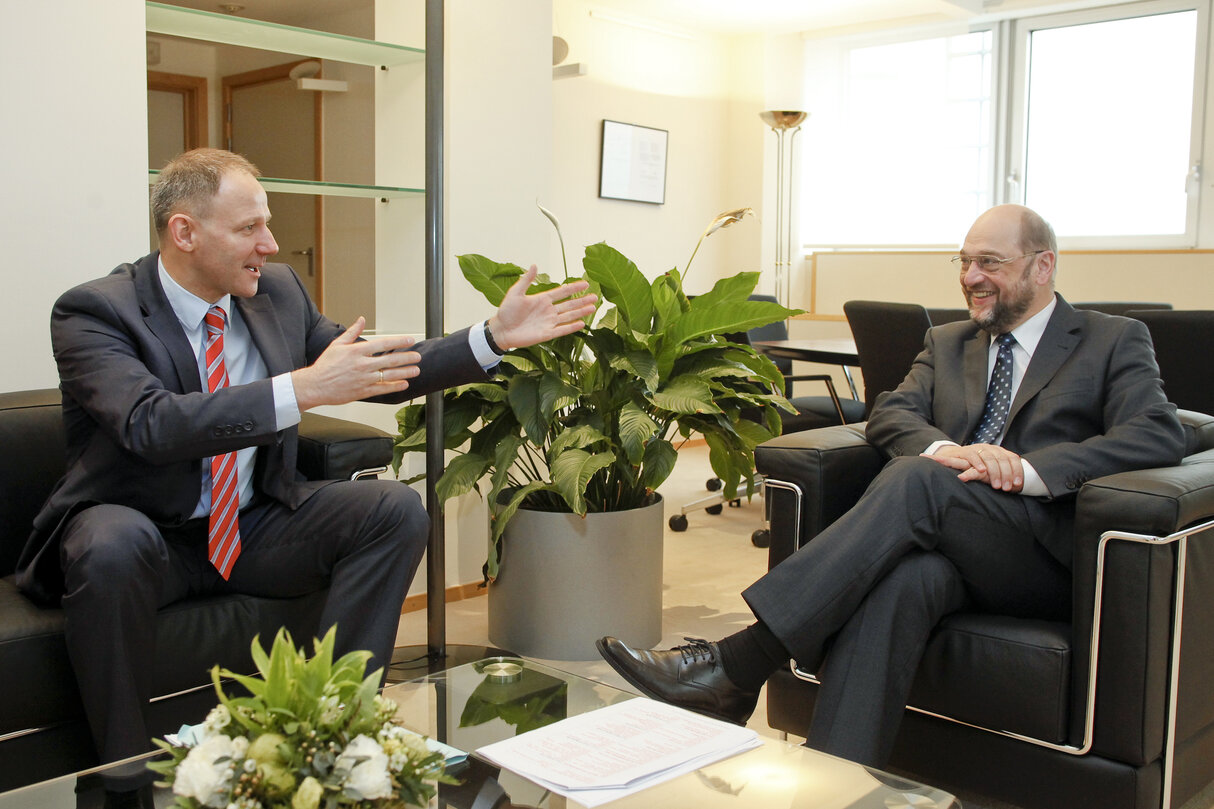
top-left (908, 613), bottom-right (1072, 744)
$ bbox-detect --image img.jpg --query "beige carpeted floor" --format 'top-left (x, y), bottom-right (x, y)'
top-left (396, 442), bottom-right (1213, 809)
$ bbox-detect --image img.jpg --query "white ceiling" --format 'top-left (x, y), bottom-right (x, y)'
top-left (577, 0), bottom-right (991, 35)
top-left (157, 0), bottom-right (1087, 37)
top-left (159, 0), bottom-right (994, 35)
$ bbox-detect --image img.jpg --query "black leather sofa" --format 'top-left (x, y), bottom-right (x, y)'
top-left (0, 388), bottom-right (394, 791)
top-left (755, 410), bottom-right (1214, 809)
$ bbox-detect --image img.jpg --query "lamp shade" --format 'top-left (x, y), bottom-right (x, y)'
top-left (760, 110), bottom-right (808, 130)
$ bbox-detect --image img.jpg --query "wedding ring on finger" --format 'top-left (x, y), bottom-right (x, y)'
top-left (378, 369), bottom-right (384, 383)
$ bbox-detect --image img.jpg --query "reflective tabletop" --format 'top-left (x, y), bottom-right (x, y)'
top-left (0, 657), bottom-right (959, 809)
top-left (387, 657), bottom-right (960, 809)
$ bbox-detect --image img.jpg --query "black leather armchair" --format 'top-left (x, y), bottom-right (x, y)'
top-left (0, 388), bottom-right (395, 790)
top-left (754, 411), bottom-right (1214, 809)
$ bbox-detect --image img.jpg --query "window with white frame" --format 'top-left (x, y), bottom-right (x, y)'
top-left (1013, 6), bottom-right (1201, 244)
top-left (798, 0), bottom-right (1208, 248)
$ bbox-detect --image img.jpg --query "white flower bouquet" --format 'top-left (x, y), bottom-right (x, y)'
top-left (149, 628), bottom-right (453, 809)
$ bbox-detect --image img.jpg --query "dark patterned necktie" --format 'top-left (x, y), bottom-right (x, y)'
top-left (205, 305), bottom-right (241, 579)
top-left (969, 333), bottom-right (1016, 445)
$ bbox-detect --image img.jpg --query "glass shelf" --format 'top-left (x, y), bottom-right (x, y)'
top-left (145, 2), bottom-right (424, 67)
top-left (147, 171), bottom-right (424, 199)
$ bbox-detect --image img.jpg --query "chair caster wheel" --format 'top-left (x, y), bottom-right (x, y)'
top-left (706, 504), bottom-right (723, 516)
top-left (751, 529), bottom-right (770, 547)
top-left (706, 478), bottom-right (723, 491)
top-left (669, 514), bottom-right (689, 531)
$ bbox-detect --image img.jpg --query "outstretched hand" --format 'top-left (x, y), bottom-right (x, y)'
top-left (488, 265), bottom-right (598, 351)
top-left (291, 317), bottom-right (420, 411)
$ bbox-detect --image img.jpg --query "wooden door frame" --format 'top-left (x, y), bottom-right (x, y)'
top-left (222, 59), bottom-right (325, 310)
top-left (148, 71), bottom-right (208, 151)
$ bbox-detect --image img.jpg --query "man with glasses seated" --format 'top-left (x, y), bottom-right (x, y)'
top-left (596, 203), bottom-right (1185, 768)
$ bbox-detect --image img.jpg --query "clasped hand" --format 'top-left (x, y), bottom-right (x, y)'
top-left (924, 443), bottom-right (1024, 492)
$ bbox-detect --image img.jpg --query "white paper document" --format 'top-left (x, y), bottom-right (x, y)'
top-left (475, 697), bottom-right (762, 806)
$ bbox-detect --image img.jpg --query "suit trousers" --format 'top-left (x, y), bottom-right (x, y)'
top-left (58, 479), bottom-right (428, 773)
top-left (744, 455), bottom-right (1071, 767)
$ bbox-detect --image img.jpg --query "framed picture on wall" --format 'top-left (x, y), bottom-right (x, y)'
top-left (599, 120), bottom-right (668, 204)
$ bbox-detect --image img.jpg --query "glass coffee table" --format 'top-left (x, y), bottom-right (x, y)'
top-left (386, 657), bottom-right (960, 809)
top-left (0, 657), bottom-right (959, 809)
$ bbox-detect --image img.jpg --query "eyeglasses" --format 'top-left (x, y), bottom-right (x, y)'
top-left (951, 251), bottom-right (1045, 272)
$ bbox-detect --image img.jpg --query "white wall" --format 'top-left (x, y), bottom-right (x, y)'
top-left (547, 0), bottom-right (765, 296)
top-left (2, 0), bottom-right (149, 392)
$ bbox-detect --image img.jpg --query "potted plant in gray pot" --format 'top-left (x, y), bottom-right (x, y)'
top-left (392, 208), bottom-right (801, 660)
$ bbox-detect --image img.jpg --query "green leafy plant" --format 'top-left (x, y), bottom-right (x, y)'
top-left (149, 628), bottom-right (453, 809)
top-left (393, 208), bottom-right (802, 579)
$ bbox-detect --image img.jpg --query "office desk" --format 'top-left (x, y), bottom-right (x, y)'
top-left (752, 338), bottom-right (861, 399)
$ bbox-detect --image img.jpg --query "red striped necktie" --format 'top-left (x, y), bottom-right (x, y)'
top-left (204, 305), bottom-right (241, 579)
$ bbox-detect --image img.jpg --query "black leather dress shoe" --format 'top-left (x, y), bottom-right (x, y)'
top-left (596, 636), bottom-right (759, 725)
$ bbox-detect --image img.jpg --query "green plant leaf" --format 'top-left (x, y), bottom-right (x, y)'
top-left (436, 452), bottom-right (491, 500)
top-left (507, 375), bottom-right (547, 445)
top-left (638, 438), bottom-right (678, 491)
top-left (549, 423), bottom-right (607, 456)
top-left (490, 434), bottom-right (527, 494)
top-left (469, 408), bottom-right (522, 458)
top-left (609, 350), bottom-right (660, 392)
top-left (705, 432), bottom-right (749, 500)
top-left (583, 243), bottom-right (653, 331)
top-left (618, 403), bottom-right (659, 465)
top-left (652, 376), bottom-right (721, 415)
top-left (688, 270), bottom-right (760, 308)
top-left (669, 298), bottom-right (799, 346)
top-left (458, 254), bottom-right (525, 307)
top-left (651, 273), bottom-right (685, 330)
top-left (550, 448), bottom-right (616, 514)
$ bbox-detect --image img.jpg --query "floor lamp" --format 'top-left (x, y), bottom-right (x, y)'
top-left (759, 110), bottom-right (808, 308)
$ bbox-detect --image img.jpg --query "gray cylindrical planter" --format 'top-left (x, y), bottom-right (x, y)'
top-left (488, 496), bottom-right (663, 661)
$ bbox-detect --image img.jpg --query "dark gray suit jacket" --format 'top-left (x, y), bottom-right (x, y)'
top-left (17, 252), bottom-right (487, 602)
top-left (865, 295), bottom-right (1185, 566)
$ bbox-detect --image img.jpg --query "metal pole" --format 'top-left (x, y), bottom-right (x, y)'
top-left (787, 124), bottom-right (803, 310)
top-left (424, 0), bottom-right (446, 661)
top-left (773, 128), bottom-right (785, 307)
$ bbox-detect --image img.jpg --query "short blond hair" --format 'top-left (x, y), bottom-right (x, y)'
top-left (151, 148), bottom-right (261, 234)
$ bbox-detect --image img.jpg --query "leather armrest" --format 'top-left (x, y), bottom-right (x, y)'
top-left (1069, 447), bottom-right (1214, 761)
top-left (754, 423), bottom-right (884, 568)
top-left (297, 413), bottom-right (393, 481)
top-left (1178, 409), bottom-right (1214, 455)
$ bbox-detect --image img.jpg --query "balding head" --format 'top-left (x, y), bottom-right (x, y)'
top-left (959, 205), bottom-right (1058, 334)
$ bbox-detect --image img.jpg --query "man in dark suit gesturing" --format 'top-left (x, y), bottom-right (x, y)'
top-left (598, 204), bottom-right (1185, 768)
top-left (16, 148), bottom-right (597, 789)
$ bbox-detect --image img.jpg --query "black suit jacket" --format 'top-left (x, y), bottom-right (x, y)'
top-left (865, 295), bottom-right (1185, 565)
top-left (17, 252), bottom-right (488, 602)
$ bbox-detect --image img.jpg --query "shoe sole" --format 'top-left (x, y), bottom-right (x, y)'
top-left (594, 637), bottom-right (743, 726)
